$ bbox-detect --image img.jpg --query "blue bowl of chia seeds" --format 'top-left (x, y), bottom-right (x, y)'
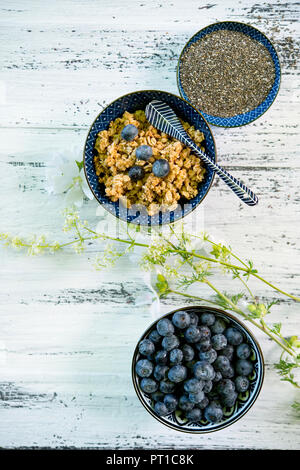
top-left (132, 306), bottom-right (264, 433)
top-left (177, 21), bottom-right (281, 128)
top-left (84, 90), bottom-right (216, 226)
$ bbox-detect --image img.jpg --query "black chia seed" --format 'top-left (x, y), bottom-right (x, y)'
top-left (180, 29), bottom-right (276, 117)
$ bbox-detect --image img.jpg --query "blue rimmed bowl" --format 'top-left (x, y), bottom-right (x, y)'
top-left (84, 90), bottom-right (216, 226)
top-left (177, 21), bottom-right (281, 128)
top-left (132, 306), bottom-right (264, 433)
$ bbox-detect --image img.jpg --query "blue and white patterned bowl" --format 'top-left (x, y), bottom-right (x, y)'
top-left (84, 90), bottom-right (216, 226)
top-left (177, 21), bottom-right (281, 128)
top-left (132, 306), bottom-right (264, 433)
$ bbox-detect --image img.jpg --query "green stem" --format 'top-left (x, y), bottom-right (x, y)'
top-left (204, 279), bottom-right (297, 358)
top-left (170, 248), bottom-right (300, 302)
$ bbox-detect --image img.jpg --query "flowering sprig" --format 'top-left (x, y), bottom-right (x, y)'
top-left (0, 209), bottom-right (299, 399)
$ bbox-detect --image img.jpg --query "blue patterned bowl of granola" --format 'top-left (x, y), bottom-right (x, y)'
top-left (177, 21), bottom-right (281, 127)
top-left (84, 90), bottom-right (216, 226)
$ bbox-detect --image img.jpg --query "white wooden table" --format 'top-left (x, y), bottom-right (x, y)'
top-left (0, 0), bottom-right (299, 450)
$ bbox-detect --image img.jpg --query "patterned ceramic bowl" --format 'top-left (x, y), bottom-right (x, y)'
top-left (177, 21), bottom-right (281, 127)
top-left (84, 90), bottom-right (216, 226)
top-left (132, 306), bottom-right (264, 433)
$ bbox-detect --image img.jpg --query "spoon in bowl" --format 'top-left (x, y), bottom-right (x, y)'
top-left (145, 100), bottom-right (258, 206)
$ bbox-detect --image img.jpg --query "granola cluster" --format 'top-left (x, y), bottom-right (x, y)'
top-left (93, 110), bottom-right (206, 216)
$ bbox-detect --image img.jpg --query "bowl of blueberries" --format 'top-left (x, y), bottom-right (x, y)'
top-left (132, 306), bottom-right (264, 433)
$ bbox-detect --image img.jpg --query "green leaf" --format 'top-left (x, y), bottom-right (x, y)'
top-left (155, 274), bottom-right (170, 297)
top-left (292, 401), bottom-right (300, 414)
top-left (75, 160), bottom-right (84, 171)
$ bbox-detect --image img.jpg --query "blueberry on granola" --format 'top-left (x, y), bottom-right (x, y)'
top-left (136, 144), bottom-right (153, 161)
top-left (121, 124), bottom-right (138, 141)
top-left (152, 159), bottom-right (170, 178)
top-left (128, 165), bottom-right (145, 182)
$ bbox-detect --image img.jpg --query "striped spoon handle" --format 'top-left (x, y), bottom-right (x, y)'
top-left (182, 136), bottom-right (258, 206)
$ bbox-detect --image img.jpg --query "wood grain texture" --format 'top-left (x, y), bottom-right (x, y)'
top-left (0, 0), bottom-right (299, 450)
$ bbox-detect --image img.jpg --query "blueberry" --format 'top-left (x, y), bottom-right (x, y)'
top-left (121, 124), bottom-right (138, 141)
top-left (170, 348), bottom-right (183, 364)
top-left (153, 365), bottom-right (169, 381)
top-left (186, 408), bottom-right (202, 422)
top-left (204, 403), bottom-right (223, 423)
top-left (136, 144), bottom-right (152, 161)
top-left (235, 359), bottom-right (253, 376)
top-left (214, 355), bottom-right (230, 372)
top-left (196, 396), bottom-right (209, 410)
top-left (148, 330), bottom-right (161, 344)
top-left (184, 326), bottom-right (201, 343)
top-left (178, 395), bottom-right (194, 411)
top-left (198, 325), bottom-right (211, 341)
top-left (159, 380), bottom-right (175, 394)
top-left (168, 365), bottom-right (187, 383)
top-left (182, 344), bottom-right (195, 362)
top-left (213, 371), bottom-right (222, 382)
top-left (236, 343), bottom-right (251, 359)
top-left (193, 361), bottom-right (215, 381)
top-left (188, 311), bottom-right (199, 326)
top-left (157, 318), bottom-right (174, 337)
top-left (128, 165), bottom-right (145, 182)
top-left (202, 380), bottom-right (213, 394)
top-left (217, 379), bottom-right (235, 396)
top-left (211, 318), bottom-right (227, 334)
top-left (225, 327), bottom-right (243, 346)
top-left (184, 378), bottom-right (203, 394)
top-left (211, 334), bottom-right (227, 351)
top-left (172, 310), bottom-right (191, 329)
top-left (154, 401), bottom-right (170, 416)
top-left (162, 334), bottom-right (180, 351)
top-left (201, 312), bottom-right (215, 326)
top-left (138, 338), bottom-right (155, 356)
top-left (135, 359), bottom-right (154, 378)
top-left (189, 390), bottom-right (205, 405)
top-left (221, 391), bottom-right (238, 408)
top-left (152, 159), bottom-right (170, 178)
top-left (199, 348), bottom-right (217, 364)
top-left (195, 339), bottom-right (211, 352)
top-left (140, 378), bottom-right (158, 394)
top-left (221, 365), bottom-right (235, 379)
top-left (151, 391), bottom-right (165, 402)
top-left (235, 376), bottom-right (250, 393)
top-left (155, 350), bottom-right (168, 365)
top-left (164, 394), bottom-right (178, 412)
top-left (220, 344), bottom-right (234, 360)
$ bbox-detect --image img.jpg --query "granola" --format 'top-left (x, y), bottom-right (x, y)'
top-left (93, 110), bottom-right (206, 216)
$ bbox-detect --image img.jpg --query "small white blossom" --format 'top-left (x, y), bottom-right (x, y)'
top-left (46, 146), bottom-right (93, 207)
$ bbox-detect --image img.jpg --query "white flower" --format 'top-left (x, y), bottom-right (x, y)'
top-left (46, 146), bottom-right (93, 207)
